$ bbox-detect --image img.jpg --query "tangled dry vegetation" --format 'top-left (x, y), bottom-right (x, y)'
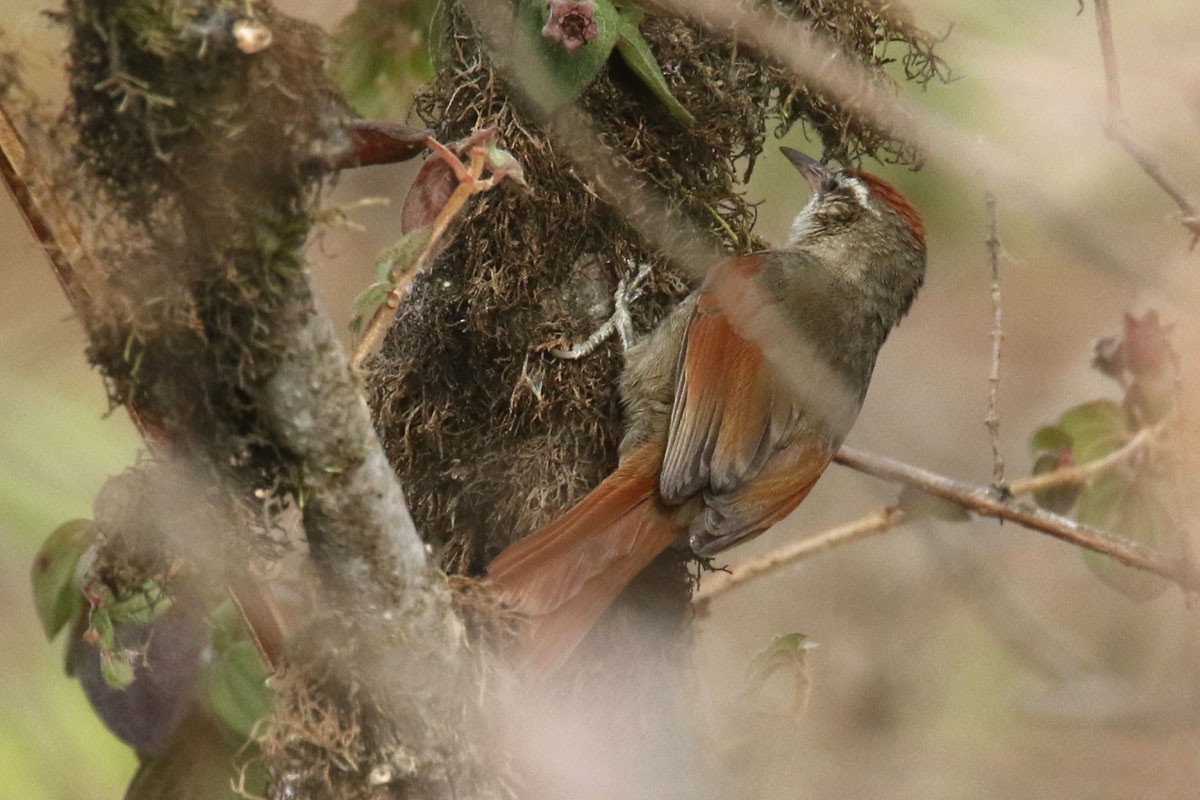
top-left (14, 0), bottom-right (946, 796)
top-left (367, 0), bottom-right (947, 583)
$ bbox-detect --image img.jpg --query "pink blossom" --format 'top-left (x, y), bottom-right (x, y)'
top-left (541, 0), bottom-right (600, 53)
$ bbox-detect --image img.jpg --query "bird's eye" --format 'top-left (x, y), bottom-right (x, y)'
top-left (820, 177), bottom-right (838, 195)
top-left (821, 194), bottom-right (860, 225)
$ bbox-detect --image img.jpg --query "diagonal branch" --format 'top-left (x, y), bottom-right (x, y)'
top-left (0, 105), bottom-right (98, 333)
top-left (833, 445), bottom-right (1197, 591)
top-left (1, 90), bottom-right (432, 622)
top-left (1093, 0), bottom-right (1200, 244)
top-left (693, 507), bottom-right (907, 612)
top-left (697, 423), bottom-right (1181, 606)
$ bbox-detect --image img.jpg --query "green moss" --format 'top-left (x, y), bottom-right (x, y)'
top-left (60, 0), bottom-right (349, 507)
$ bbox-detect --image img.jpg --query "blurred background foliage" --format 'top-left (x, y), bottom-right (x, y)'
top-left (2, 0), bottom-right (1199, 797)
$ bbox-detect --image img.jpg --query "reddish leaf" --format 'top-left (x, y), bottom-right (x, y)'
top-left (400, 154), bottom-right (458, 234)
top-left (331, 120), bottom-right (432, 170)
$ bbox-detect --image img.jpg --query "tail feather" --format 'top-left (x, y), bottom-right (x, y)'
top-left (487, 445), bottom-right (679, 671)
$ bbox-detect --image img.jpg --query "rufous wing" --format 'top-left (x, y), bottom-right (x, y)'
top-left (660, 257), bottom-right (835, 555)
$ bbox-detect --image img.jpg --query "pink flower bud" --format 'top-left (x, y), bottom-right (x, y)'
top-left (542, 0), bottom-right (600, 53)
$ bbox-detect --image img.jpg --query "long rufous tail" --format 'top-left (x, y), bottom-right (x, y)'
top-left (487, 444), bottom-right (679, 673)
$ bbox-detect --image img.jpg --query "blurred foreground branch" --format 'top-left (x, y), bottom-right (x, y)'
top-left (2, 2), bottom-right (492, 793)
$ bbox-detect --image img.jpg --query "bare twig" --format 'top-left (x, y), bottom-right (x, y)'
top-left (1008, 422), bottom-right (1160, 496)
top-left (349, 142), bottom-right (479, 370)
top-left (1093, 0), bottom-right (1200, 244)
top-left (1093, 0), bottom-right (1123, 114)
top-left (984, 192), bottom-right (1006, 490)
top-left (349, 137), bottom-right (516, 371)
top-left (834, 445), bottom-right (1197, 592)
top-left (693, 507), bottom-right (907, 612)
top-left (0, 105), bottom-right (96, 328)
top-left (696, 423), bottom-right (1167, 606)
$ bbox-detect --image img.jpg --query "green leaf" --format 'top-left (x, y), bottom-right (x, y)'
top-left (1058, 400), bottom-right (1129, 464)
top-left (512, 0), bottom-right (621, 113)
top-left (350, 228), bottom-right (435, 335)
top-left (89, 606), bottom-right (117, 651)
top-left (108, 579), bottom-right (172, 626)
top-left (1078, 474), bottom-right (1173, 601)
top-left (1030, 424), bottom-right (1072, 455)
top-left (30, 519), bottom-right (96, 640)
top-left (86, 605), bottom-right (138, 688)
top-left (614, 11), bottom-right (696, 126)
top-left (375, 228), bottom-right (434, 281)
top-left (350, 283), bottom-right (393, 335)
top-left (99, 647), bottom-right (136, 690)
top-left (484, 140), bottom-right (528, 187)
top-left (1076, 471), bottom-right (1126, 529)
top-left (202, 641), bottom-right (271, 739)
top-left (744, 632), bottom-right (815, 694)
top-left (334, 0), bottom-right (437, 118)
top-left (1030, 452), bottom-right (1082, 514)
top-left (125, 715), bottom-right (263, 800)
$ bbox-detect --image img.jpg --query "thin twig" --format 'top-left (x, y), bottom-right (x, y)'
top-left (349, 140), bottom-right (490, 371)
top-left (1008, 422), bottom-right (1159, 496)
top-left (1093, 0), bottom-right (1123, 114)
top-left (1092, 0), bottom-right (1200, 244)
top-left (696, 425), bottom-right (1166, 606)
top-left (0, 104), bottom-right (96, 326)
top-left (1102, 120), bottom-right (1200, 242)
top-left (693, 507), bottom-right (907, 612)
top-left (984, 192), bottom-right (1006, 490)
top-left (834, 445), bottom-right (1197, 592)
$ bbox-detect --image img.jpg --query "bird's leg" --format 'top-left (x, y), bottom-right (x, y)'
top-left (551, 262), bottom-right (652, 359)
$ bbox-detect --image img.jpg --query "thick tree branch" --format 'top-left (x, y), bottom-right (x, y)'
top-left (7, 4), bottom-right (491, 793)
top-left (0, 77), bottom-right (431, 623)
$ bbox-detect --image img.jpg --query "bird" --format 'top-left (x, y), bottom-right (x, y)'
top-left (487, 148), bottom-right (927, 672)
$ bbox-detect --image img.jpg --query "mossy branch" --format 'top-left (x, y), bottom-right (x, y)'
top-left (8, 1), bottom-right (492, 794)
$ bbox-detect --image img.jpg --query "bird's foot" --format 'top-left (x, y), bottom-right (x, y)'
top-left (551, 262), bottom-right (652, 359)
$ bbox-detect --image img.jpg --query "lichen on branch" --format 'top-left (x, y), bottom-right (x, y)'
top-left (40, 1), bottom-right (493, 796)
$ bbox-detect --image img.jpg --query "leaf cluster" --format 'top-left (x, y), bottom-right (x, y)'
top-left (1029, 312), bottom-right (1180, 601)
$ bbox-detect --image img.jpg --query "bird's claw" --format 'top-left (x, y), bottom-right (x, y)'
top-left (551, 262), bottom-right (652, 360)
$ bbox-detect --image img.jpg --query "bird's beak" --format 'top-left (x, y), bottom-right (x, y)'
top-left (781, 147), bottom-right (825, 194)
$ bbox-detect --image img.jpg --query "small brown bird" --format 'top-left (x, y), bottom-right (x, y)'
top-left (488, 149), bottom-right (927, 671)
